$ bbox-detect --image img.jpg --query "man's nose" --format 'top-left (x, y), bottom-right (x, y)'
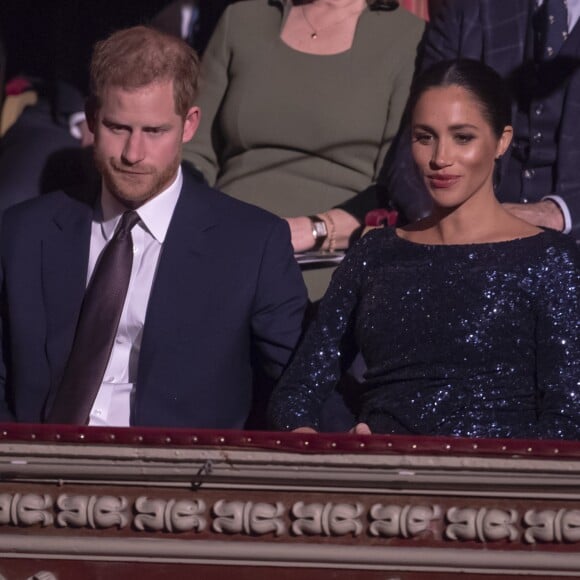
top-left (121, 132), bottom-right (145, 165)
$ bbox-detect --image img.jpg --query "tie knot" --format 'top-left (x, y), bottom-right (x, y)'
top-left (116, 211), bottom-right (141, 238)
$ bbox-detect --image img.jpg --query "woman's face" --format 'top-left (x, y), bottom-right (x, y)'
top-left (411, 85), bottom-right (512, 211)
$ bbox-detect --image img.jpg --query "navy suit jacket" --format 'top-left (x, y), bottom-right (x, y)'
top-left (0, 171), bottom-right (307, 428)
top-left (341, 0), bottom-right (580, 237)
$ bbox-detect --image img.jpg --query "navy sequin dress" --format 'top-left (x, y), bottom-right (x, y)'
top-left (269, 227), bottom-right (580, 439)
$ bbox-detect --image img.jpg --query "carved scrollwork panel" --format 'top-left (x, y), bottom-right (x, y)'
top-left (167, 498), bottom-right (207, 533)
top-left (88, 495), bottom-right (129, 529)
top-left (134, 497), bottom-right (166, 531)
top-left (445, 507), bottom-right (478, 541)
top-left (291, 502), bottom-right (363, 537)
top-left (56, 494), bottom-right (89, 527)
top-left (28, 573), bottom-right (58, 580)
top-left (561, 509), bottom-right (580, 542)
top-left (17, 494), bottom-right (54, 527)
top-left (0, 493), bottom-right (54, 527)
top-left (212, 500), bottom-right (245, 534)
top-left (524, 509), bottom-right (580, 544)
top-left (134, 497), bottom-right (206, 533)
top-left (56, 495), bottom-right (128, 529)
top-left (0, 493), bottom-right (12, 525)
top-left (212, 500), bottom-right (284, 536)
top-left (369, 504), bottom-right (442, 538)
top-left (524, 509), bottom-right (559, 543)
top-left (446, 507), bottom-right (519, 542)
top-left (246, 502), bottom-right (285, 536)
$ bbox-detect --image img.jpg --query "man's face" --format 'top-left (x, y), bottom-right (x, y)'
top-left (90, 81), bottom-right (199, 208)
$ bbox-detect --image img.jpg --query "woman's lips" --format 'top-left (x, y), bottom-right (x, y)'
top-left (427, 174), bottom-right (461, 189)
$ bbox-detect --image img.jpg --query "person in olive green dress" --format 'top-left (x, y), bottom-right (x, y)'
top-left (183, 0), bottom-right (424, 299)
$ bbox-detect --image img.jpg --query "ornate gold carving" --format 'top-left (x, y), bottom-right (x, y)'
top-left (291, 502), bottom-right (363, 536)
top-left (369, 504), bottom-right (442, 538)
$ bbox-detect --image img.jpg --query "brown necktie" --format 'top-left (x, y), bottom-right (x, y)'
top-left (46, 210), bottom-right (141, 424)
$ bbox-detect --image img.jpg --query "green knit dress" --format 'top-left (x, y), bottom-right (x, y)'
top-left (183, 0), bottom-right (424, 299)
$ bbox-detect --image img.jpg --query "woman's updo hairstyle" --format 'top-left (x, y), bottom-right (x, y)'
top-left (408, 59), bottom-right (513, 138)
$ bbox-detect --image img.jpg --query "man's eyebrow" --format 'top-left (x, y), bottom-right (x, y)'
top-left (143, 124), bottom-right (172, 131)
top-left (102, 117), bottom-right (128, 128)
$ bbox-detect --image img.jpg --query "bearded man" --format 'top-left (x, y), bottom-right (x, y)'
top-left (0, 26), bottom-right (307, 428)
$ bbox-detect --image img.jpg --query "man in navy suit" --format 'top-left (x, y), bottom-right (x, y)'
top-left (0, 26), bottom-right (307, 428)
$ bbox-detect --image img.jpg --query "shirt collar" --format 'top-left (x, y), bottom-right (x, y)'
top-left (99, 166), bottom-right (183, 243)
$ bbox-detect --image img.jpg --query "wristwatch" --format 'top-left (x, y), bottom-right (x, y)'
top-left (308, 215), bottom-right (328, 251)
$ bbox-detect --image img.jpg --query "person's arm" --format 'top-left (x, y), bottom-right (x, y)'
top-left (529, 239), bottom-right (580, 439)
top-left (286, 209), bottom-right (362, 253)
top-left (288, 12), bottom-right (425, 251)
top-left (0, 245), bottom-right (15, 422)
top-left (267, 233), bottom-right (370, 431)
top-left (502, 199), bottom-right (566, 232)
top-left (181, 5), bottom-right (233, 185)
top-left (251, 218), bottom-right (308, 383)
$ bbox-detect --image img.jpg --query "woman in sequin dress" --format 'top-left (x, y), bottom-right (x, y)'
top-left (268, 59), bottom-right (580, 439)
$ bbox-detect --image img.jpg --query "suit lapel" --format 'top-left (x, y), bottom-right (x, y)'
top-left (555, 16), bottom-right (580, 191)
top-left (42, 193), bottom-right (94, 384)
top-left (137, 175), bottom-right (218, 385)
top-left (481, 0), bottom-right (532, 77)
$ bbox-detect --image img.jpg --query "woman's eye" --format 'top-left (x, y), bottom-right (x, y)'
top-left (455, 133), bottom-right (475, 143)
top-left (413, 133), bottom-right (432, 144)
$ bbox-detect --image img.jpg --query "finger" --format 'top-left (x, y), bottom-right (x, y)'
top-left (353, 422), bottom-right (372, 435)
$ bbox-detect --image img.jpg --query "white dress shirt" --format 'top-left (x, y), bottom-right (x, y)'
top-left (88, 168), bottom-right (183, 426)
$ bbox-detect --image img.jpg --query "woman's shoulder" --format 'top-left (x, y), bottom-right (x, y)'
top-left (217, 0), bottom-right (283, 43)
top-left (363, 3), bottom-right (425, 38)
top-left (504, 230), bottom-right (580, 296)
top-left (214, 0), bottom-right (283, 52)
top-left (347, 226), bottom-right (400, 260)
top-left (534, 229), bottom-right (580, 267)
top-left (222, 0), bottom-right (281, 20)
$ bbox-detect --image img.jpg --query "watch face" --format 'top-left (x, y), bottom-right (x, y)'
top-left (313, 220), bottom-right (327, 238)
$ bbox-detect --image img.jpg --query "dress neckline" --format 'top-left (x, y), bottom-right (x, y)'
top-left (277, 2), bottom-right (370, 57)
top-left (389, 226), bottom-right (549, 249)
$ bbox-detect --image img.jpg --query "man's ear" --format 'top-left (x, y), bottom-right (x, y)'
top-left (85, 98), bottom-right (97, 133)
top-left (182, 106), bottom-right (201, 143)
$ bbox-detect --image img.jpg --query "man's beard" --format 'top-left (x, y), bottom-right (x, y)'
top-left (94, 152), bottom-right (181, 209)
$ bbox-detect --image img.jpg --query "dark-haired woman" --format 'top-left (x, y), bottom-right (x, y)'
top-left (268, 59), bottom-right (580, 439)
top-left (182, 0), bottom-right (424, 299)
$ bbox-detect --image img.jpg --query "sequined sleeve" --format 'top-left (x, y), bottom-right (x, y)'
top-left (529, 240), bottom-right (580, 439)
top-left (267, 235), bottom-right (372, 431)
